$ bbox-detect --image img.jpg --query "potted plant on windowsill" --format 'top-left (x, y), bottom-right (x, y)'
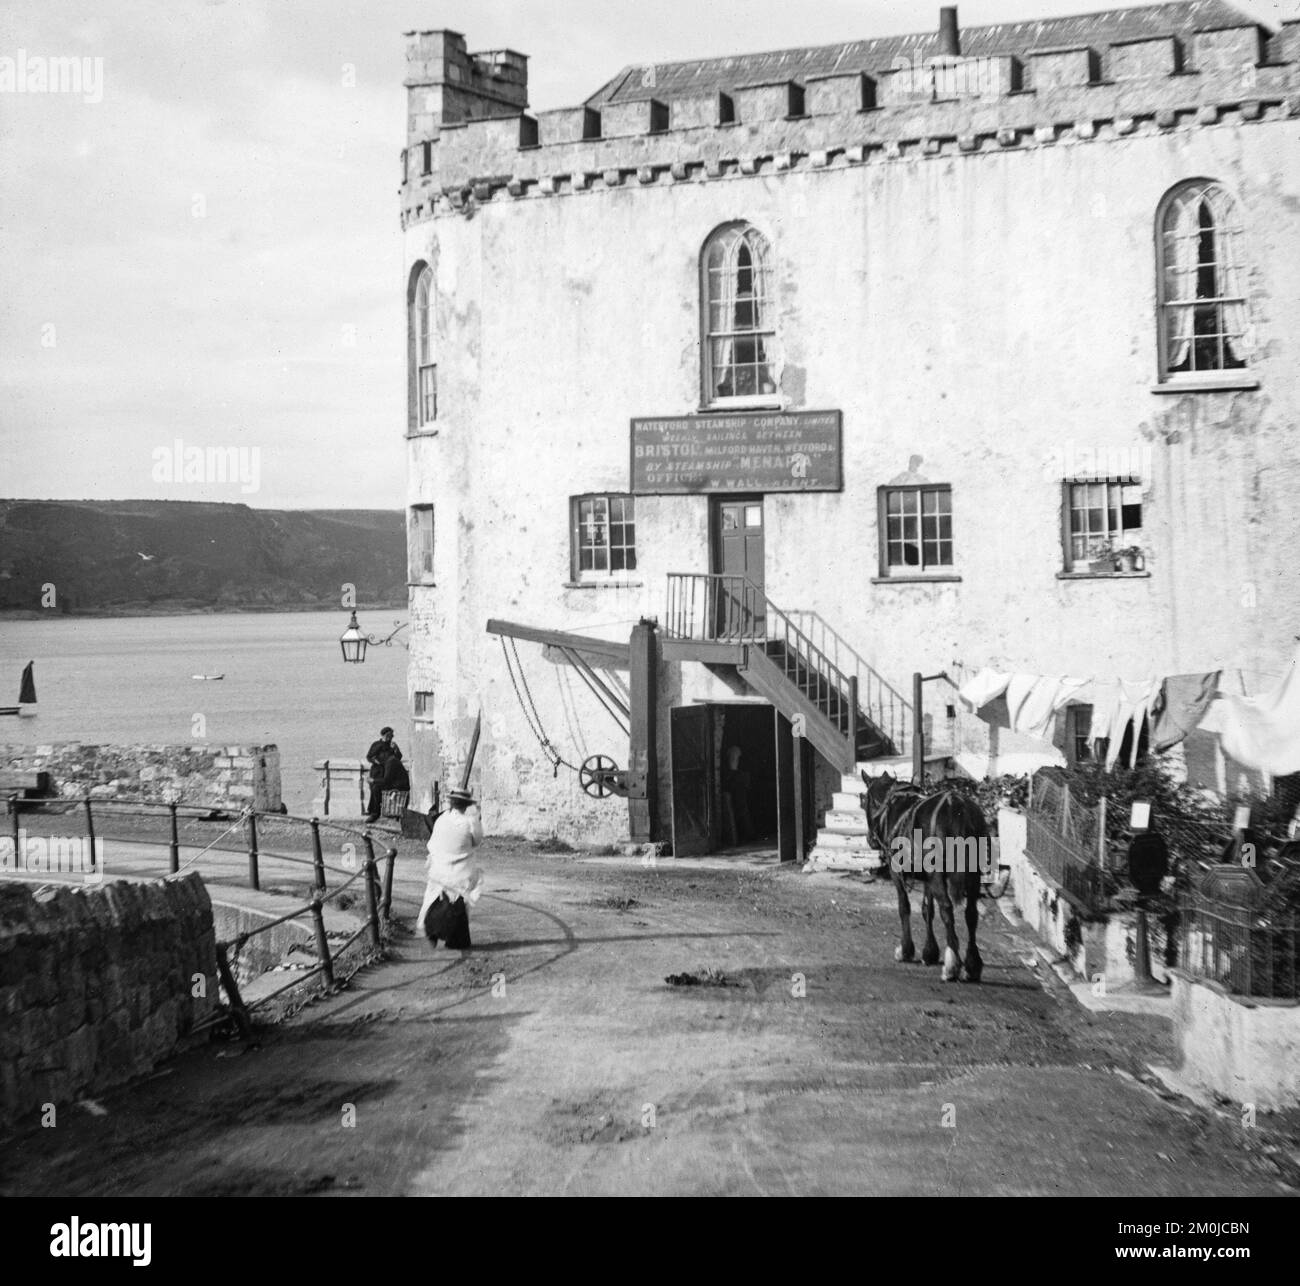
top-left (1085, 539), bottom-right (1115, 575)
top-left (1114, 545), bottom-right (1144, 574)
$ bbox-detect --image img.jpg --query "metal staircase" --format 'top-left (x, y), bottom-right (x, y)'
top-left (663, 572), bottom-right (907, 772)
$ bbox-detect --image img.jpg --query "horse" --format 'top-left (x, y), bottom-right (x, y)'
top-left (861, 772), bottom-right (988, 983)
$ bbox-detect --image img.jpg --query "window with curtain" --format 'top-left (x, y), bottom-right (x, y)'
top-left (413, 265), bottom-right (436, 427)
top-left (702, 225), bottom-right (777, 405)
top-left (570, 495), bottom-right (636, 583)
top-left (1158, 181), bottom-right (1251, 379)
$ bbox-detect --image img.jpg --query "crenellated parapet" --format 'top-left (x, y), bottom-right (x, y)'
top-left (400, 11), bottom-right (1300, 228)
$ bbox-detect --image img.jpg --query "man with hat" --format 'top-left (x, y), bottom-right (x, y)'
top-left (416, 787), bottom-right (484, 949)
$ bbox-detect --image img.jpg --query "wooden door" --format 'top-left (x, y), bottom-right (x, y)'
top-left (710, 497), bottom-right (765, 639)
top-left (670, 705), bottom-right (714, 857)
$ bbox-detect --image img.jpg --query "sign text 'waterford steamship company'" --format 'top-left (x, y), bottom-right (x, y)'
top-left (630, 411), bottom-right (843, 495)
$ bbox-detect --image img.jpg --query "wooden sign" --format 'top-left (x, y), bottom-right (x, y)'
top-left (630, 410), bottom-right (842, 495)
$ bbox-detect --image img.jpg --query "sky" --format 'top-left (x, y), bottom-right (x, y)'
top-left (0, 0), bottom-right (1293, 509)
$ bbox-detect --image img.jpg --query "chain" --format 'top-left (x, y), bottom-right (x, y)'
top-left (500, 636), bottom-right (580, 777)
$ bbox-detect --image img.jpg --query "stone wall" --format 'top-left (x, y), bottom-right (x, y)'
top-left (1001, 806), bottom-right (1175, 987)
top-left (1169, 969), bottom-right (1300, 1109)
top-left (0, 743), bottom-right (282, 811)
top-left (0, 874), bottom-right (218, 1129)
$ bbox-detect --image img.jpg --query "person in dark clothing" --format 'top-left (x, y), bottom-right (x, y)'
top-left (382, 747), bottom-right (410, 794)
top-left (721, 744), bottom-right (754, 846)
top-left (365, 726), bottom-right (399, 822)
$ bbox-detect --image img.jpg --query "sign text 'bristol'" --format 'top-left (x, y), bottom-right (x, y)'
top-left (630, 411), bottom-right (842, 495)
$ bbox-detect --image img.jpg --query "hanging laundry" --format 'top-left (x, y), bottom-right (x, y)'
top-left (1089, 681), bottom-right (1122, 764)
top-left (1003, 674), bottom-right (1091, 741)
top-left (1150, 671), bottom-right (1221, 753)
top-left (958, 668), bottom-right (1011, 713)
top-left (1091, 678), bottom-right (1161, 769)
top-left (1210, 648), bottom-right (1300, 776)
top-left (959, 670), bottom-right (1090, 743)
top-left (958, 668), bottom-right (1013, 729)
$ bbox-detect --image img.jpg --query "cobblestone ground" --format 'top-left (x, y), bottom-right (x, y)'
top-left (4, 839), bottom-right (1298, 1197)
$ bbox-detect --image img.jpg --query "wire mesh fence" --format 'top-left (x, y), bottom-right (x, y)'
top-left (1178, 887), bottom-right (1300, 1000)
top-left (1162, 815), bottom-right (1235, 873)
top-left (1024, 773), bottom-right (1112, 912)
top-left (1022, 768), bottom-right (1300, 992)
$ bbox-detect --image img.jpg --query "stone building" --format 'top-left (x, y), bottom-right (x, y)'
top-left (399, 2), bottom-right (1300, 853)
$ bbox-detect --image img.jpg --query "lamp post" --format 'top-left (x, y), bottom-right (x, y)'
top-left (339, 611), bottom-right (407, 663)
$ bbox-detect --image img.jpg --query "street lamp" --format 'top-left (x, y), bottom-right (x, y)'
top-left (339, 611), bottom-right (408, 663)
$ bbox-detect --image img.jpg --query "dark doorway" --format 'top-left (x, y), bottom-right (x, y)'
top-left (710, 495), bottom-right (764, 638)
top-left (717, 704), bottom-right (778, 849)
top-left (670, 704), bottom-right (714, 857)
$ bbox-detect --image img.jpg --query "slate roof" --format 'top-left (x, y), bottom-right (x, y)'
top-left (585, 1), bottom-right (1262, 105)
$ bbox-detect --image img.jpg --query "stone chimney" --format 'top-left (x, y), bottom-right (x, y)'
top-left (938, 6), bottom-right (962, 57)
top-left (404, 30), bottom-right (529, 145)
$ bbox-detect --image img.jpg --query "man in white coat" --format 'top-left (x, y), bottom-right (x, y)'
top-left (416, 788), bottom-right (483, 948)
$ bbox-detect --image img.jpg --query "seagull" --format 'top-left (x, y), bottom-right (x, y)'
top-left (137, 552), bottom-right (155, 561)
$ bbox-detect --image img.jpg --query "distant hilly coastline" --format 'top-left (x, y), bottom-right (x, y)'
top-left (0, 500), bottom-right (407, 615)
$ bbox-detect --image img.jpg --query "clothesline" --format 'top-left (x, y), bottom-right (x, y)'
top-left (952, 646), bottom-right (1300, 777)
top-left (949, 660), bottom-right (1287, 695)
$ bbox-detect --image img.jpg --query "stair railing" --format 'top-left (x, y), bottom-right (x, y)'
top-left (784, 610), bottom-right (914, 755)
top-left (666, 573), bottom-right (893, 759)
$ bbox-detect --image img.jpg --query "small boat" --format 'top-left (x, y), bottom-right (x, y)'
top-left (2, 661), bottom-right (37, 718)
top-left (191, 673), bottom-right (226, 681)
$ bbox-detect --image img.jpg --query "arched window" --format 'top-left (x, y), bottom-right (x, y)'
top-left (1157, 181), bottom-right (1251, 380)
top-left (409, 263), bottom-right (435, 428)
top-left (702, 224), bottom-right (777, 405)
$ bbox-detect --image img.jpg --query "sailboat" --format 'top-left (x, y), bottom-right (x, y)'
top-left (1, 661), bottom-right (37, 718)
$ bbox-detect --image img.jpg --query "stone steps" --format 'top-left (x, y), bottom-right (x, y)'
top-left (809, 755), bottom-right (951, 876)
top-left (803, 847), bottom-right (882, 873)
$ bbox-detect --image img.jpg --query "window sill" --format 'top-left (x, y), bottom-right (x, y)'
top-left (871, 574), bottom-right (962, 585)
top-left (563, 581), bottom-right (644, 590)
top-left (1056, 571), bottom-right (1151, 580)
top-left (1150, 376), bottom-right (1258, 394)
top-left (700, 397), bottom-right (786, 413)
top-left (406, 428), bottom-right (439, 439)
top-left (407, 581), bottom-right (437, 588)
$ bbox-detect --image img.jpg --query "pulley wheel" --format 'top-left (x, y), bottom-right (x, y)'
top-left (579, 754), bottom-right (621, 798)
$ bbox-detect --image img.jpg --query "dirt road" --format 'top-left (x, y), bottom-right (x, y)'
top-left (4, 840), bottom-right (1296, 1196)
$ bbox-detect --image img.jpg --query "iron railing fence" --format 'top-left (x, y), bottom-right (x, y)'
top-left (4, 794), bottom-right (399, 1035)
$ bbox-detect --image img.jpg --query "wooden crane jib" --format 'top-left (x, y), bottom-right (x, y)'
top-left (485, 618), bottom-right (660, 841)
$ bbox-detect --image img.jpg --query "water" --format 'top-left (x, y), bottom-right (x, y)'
top-left (0, 611), bottom-right (408, 810)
